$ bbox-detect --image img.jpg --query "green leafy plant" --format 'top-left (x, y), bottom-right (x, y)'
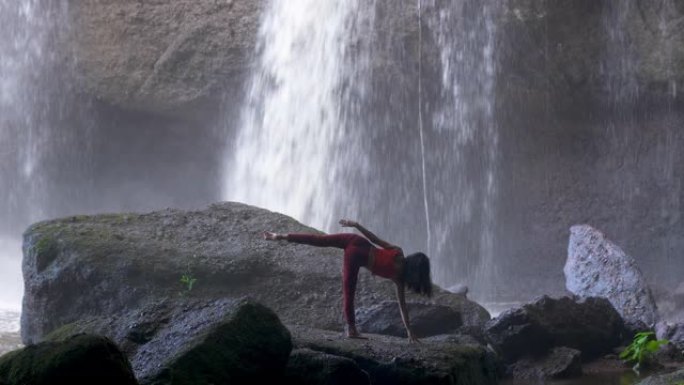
top-left (180, 273), bottom-right (197, 293)
top-left (620, 331), bottom-right (668, 373)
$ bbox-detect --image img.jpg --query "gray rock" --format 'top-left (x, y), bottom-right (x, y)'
top-left (356, 301), bottom-right (463, 338)
top-left (289, 326), bottom-right (498, 385)
top-left (565, 224), bottom-right (659, 329)
top-left (45, 298), bottom-right (292, 385)
top-left (485, 295), bottom-right (626, 363)
top-left (656, 322), bottom-right (684, 352)
top-left (0, 334), bottom-right (138, 385)
top-left (22, 202), bottom-right (485, 343)
top-left (636, 368), bottom-right (684, 385)
top-left (285, 348), bottom-right (370, 385)
top-left (507, 347), bottom-right (582, 380)
top-left (67, 0), bottom-right (264, 119)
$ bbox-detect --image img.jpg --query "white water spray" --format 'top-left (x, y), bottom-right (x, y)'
top-left (223, 0), bottom-right (375, 230)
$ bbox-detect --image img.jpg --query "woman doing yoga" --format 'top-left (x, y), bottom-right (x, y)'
top-left (263, 219), bottom-right (432, 342)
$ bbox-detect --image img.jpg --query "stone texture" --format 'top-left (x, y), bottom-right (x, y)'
top-left (565, 224), bottom-right (659, 328)
top-left (67, 0), bottom-right (264, 119)
top-left (636, 368), bottom-right (684, 385)
top-left (507, 347), bottom-right (582, 380)
top-left (0, 334), bottom-right (138, 385)
top-left (656, 322), bottom-right (684, 352)
top-left (356, 301), bottom-right (463, 338)
top-left (285, 348), bottom-right (370, 385)
top-left (44, 299), bottom-right (293, 385)
top-left (289, 326), bottom-right (499, 385)
top-left (485, 296), bottom-right (626, 363)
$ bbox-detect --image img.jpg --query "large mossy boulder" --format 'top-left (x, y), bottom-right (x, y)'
top-left (21, 202), bottom-right (487, 344)
top-left (0, 334), bottom-right (137, 385)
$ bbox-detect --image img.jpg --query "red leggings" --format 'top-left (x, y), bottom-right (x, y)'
top-left (286, 233), bottom-right (371, 327)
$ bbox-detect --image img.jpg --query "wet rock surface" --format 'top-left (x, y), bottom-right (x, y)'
top-left (44, 298), bottom-right (292, 384)
top-left (507, 346), bottom-right (582, 380)
top-left (565, 224), bottom-right (659, 329)
top-left (485, 295), bottom-right (626, 363)
top-left (285, 348), bottom-right (370, 385)
top-left (289, 326), bottom-right (499, 385)
top-left (356, 301), bottom-right (463, 338)
top-left (636, 368), bottom-right (684, 385)
top-left (0, 334), bottom-right (138, 385)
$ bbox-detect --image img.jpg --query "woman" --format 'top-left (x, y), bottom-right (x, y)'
top-left (263, 219), bottom-right (432, 342)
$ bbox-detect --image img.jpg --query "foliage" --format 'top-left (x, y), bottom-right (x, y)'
top-left (620, 331), bottom-right (668, 373)
top-left (180, 273), bottom-right (197, 293)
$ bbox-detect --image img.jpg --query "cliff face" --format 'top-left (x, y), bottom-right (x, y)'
top-left (68, 0), bottom-right (264, 119)
top-left (66, 0), bottom-right (684, 118)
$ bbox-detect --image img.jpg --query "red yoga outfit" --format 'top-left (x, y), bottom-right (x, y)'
top-left (285, 233), bottom-right (400, 327)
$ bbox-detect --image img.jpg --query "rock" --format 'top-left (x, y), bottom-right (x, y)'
top-left (565, 224), bottom-right (659, 329)
top-left (507, 347), bottom-right (582, 380)
top-left (289, 326), bottom-right (499, 385)
top-left (356, 301), bottom-right (463, 338)
top-left (0, 334), bottom-right (138, 385)
top-left (44, 298), bottom-right (292, 384)
top-left (67, 0), bottom-right (264, 119)
top-left (485, 295), bottom-right (626, 362)
top-left (656, 322), bottom-right (684, 352)
top-left (285, 348), bottom-right (370, 385)
top-left (636, 368), bottom-right (684, 385)
top-left (21, 202), bottom-right (486, 344)
top-left (447, 283), bottom-right (469, 297)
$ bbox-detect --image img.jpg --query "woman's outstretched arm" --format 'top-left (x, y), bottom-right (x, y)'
top-left (395, 282), bottom-right (419, 343)
top-left (339, 219), bottom-right (397, 249)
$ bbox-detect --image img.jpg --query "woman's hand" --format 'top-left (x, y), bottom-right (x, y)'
top-left (339, 219), bottom-right (358, 228)
top-left (263, 231), bottom-right (284, 241)
top-left (407, 331), bottom-right (421, 344)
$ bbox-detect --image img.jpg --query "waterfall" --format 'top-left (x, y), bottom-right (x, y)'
top-left (423, 0), bottom-right (500, 301)
top-left (223, 0), bottom-right (501, 302)
top-left (0, 1), bottom-right (89, 310)
top-left (223, 0), bottom-right (376, 230)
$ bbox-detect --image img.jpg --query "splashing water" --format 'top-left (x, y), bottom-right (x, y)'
top-left (223, 0), bottom-right (375, 230)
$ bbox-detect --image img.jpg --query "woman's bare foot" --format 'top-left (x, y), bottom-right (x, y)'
top-left (346, 325), bottom-right (367, 339)
top-left (263, 231), bottom-right (284, 240)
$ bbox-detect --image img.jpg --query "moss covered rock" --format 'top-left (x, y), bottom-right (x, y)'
top-left (0, 334), bottom-right (137, 385)
top-left (22, 202), bottom-right (487, 344)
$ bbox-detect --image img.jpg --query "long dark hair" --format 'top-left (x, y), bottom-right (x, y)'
top-left (403, 252), bottom-right (432, 297)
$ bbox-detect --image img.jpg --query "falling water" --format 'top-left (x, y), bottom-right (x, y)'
top-left (223, 0), bottom-right (376, 230)
top-left (423, 0), bottom-right (501, 301)
top-left (224, 0), bottom-right (502, 302)
top-left (0, 1), bottom-right (89, 312)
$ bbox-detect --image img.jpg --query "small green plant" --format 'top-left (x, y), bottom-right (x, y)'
top-left (180, 273), bottom-right (197, 293)
top-left (620, 331), bottom-right (668, 373)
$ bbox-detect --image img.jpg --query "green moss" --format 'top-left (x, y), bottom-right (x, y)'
top-left (0, 334), bottom-right (138, 385)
